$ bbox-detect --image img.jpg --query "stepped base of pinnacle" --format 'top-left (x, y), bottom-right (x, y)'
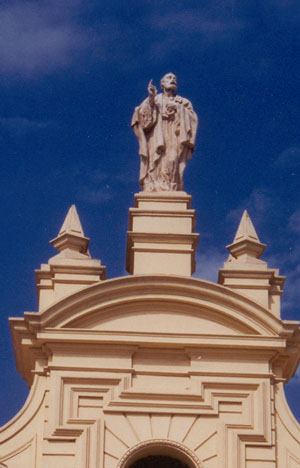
top-left (126, 192), bottom-right (199, 276)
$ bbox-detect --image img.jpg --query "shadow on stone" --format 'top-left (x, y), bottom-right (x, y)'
top-left (130, 455), bottom-right (189, 468)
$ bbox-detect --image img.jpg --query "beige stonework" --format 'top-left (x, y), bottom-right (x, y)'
top-left (1, 198), bottom-right (300, 468)
top-left (126, 191), bottom-right (199, 276)
top-left (218, 210), bottom-right (285, 318)
top-left (35, 205), bottom-right (106, 311)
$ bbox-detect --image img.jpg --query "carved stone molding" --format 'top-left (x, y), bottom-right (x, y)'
top-left (116, 439), bottom-right (203, 468)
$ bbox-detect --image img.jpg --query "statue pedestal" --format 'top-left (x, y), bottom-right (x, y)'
top-left (126, 192), bottom-right (199, 276)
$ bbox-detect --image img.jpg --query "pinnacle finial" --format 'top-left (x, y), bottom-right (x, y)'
top-left (58, 204), bottom-right (85, 237)
top-left (234, 210), bottom-right (260, 243)
top-left (50, 205), bottom-right (90, 257)
top-left (36, 204), bottom-right (106, 309)
top-left (226, 210), bottom-right (266, 262)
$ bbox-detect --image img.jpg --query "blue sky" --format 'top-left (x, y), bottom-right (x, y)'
top-left (0, 0), bottom-right (300, 425)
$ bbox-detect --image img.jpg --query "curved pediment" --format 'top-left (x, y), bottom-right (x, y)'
top-left (24, 275), bottom-right (283, 337)
top-left (65, 301), bottom-right (257, 335)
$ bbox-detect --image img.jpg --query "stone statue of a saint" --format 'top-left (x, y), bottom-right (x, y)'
top-left (132, 73), bottom-right (198, 192)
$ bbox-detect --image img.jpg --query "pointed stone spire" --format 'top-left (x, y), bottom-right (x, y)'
top-left (58, 204), bottom-right (85, 237)
top-left (35, 205), bottom-right (106, 310)
top-left (226, 210), bottom-right (266, 264)
top-left (233, 210), bottom-right (260, 242)
top-left (218, 209), bottom-right (285, 317)
top-left (50, 205), bottom-right (90, 258)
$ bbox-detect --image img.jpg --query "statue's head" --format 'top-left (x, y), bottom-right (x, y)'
top-left (160, 73), bottom-right (177, 92)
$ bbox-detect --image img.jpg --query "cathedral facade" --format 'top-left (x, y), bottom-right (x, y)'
top-left (0, 193), bottom-right (300, 467)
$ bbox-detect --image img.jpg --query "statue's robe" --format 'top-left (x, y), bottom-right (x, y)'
top-left (132, 93), bottom-right (198, 192)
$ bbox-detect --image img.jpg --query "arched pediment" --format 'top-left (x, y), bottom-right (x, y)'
top-left (25, 275), bottom-right (283, 337)
top-left (64, 300), bottom-right (258, 335)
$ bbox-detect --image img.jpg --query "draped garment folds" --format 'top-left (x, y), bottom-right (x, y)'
top-left (132, 93), bottom-right (198, 192)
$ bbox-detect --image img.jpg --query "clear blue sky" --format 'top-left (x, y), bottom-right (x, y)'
top-left (0, 0), bottom-right (299, 425)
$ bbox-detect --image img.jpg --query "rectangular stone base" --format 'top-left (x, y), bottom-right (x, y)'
top-left (126, 192), bottom-right (199, 276)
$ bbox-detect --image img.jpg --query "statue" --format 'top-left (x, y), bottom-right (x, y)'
top-left (132, 73), bottom-right (198, 192)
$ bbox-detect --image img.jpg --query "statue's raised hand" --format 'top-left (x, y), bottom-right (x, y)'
top-left (148, 80), bottom-right (157, 106)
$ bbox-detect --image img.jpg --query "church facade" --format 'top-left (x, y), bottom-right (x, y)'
top-left (1, 192), bottom-right (300, 468)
